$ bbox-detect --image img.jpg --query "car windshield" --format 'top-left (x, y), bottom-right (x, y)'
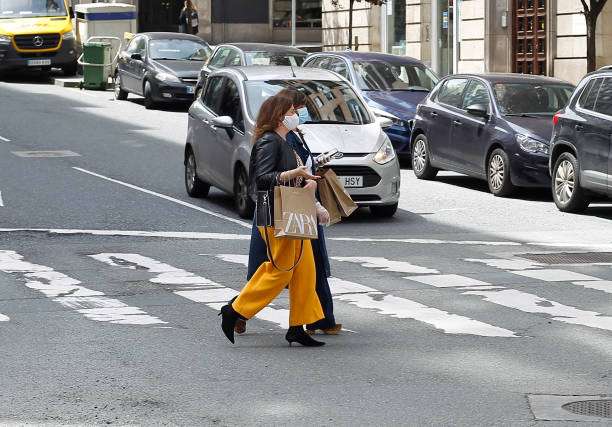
top-left (245, 51), bottom-right (307, 66)
top-left (0, 0), bottom-right (67, 18)
top-left (149, 39), bottom-right (211, 61)
top-left (245, 79), bottom-right (372, 125)
top-left (352, 60), bottom-right (439, 92)
top-left (493, 83), bottom-right (575, 115)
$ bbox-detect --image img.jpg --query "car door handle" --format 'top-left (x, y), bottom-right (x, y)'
top-left (430, 111), bottom-right (438, 118)
top-left (453, 120), bottom-right (462, 126)
top-left (575, 124), bottom-right (584, 131)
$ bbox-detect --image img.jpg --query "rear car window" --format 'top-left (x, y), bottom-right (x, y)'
top-left (437, 78), bottom-right (469, 108)
top-left (594, 77), bottom-right (612, 117)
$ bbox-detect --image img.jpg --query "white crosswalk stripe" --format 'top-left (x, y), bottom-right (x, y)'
top-left (0, 313), bottom-right (8, 322)
top-left (0, 250), bottom-right (166, 325)
top-left (211, 254), bottom-right (518, 337)
top-left (90, 253), bottom-right (291, 329)
top-left (331, 256), bottom-right (439, 274)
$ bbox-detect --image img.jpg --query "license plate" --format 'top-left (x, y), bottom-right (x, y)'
top-left (339, 176), bottom-right (363, 188)
top-left (27, 59), bottom-right (51, 66)
top-left (186, 86), bottom-right (194, 94)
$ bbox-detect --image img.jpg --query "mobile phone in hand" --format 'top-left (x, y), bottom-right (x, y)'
top-left (315, 148), bottom-right (339, 167)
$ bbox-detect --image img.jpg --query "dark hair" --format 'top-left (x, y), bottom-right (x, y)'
top-left (253, 93), bottom-right (293, 143)
top-left (277, 89), bottom-right (307, 108)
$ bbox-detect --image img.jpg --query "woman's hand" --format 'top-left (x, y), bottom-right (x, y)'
top-left (281, 166), bottom-right (320, 182)
top-left (315, 201), bottom-right (330, 226)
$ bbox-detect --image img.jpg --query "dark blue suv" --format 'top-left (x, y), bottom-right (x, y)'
top-left (549, 69), bottom-right (612, 212)
top-left (303, 52), bottom-right (438, 156)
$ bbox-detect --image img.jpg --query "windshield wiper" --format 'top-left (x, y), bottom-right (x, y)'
top-left (391, 88), bottom-right (429, 92)
top-left (153, 57), bottom-right (184, 61)
top-left (309, 120), bottom-right (358, 125)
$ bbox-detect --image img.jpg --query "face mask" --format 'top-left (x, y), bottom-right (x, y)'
top-left (282, 113), bottom-right (299, 130)
top-left (297, 107), bottom-right (311, 124)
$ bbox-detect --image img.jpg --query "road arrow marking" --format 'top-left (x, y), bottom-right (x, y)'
top-left (0, 135), bottom-right (10, 142)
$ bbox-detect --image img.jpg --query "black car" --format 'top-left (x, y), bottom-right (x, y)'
top-left (194, 43), bottom-right (307, 97)
top-left (114, 32), bottom-right (211, 109)
top-left (549, 69), bottom-right (612, 212)
top-left (410, 73), bottom-right (574, 196)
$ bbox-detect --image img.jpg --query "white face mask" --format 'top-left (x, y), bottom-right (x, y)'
top-left (282, 113), bottom-right (299, 130)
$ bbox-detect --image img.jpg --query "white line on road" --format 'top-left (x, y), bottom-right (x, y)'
top-left (0, 135), bottom-right (10, 142)
top-left (72, 167), bottom-right (251, 229)
top-left (90, 253), bottom-right (291, 329)
top-left (211, 253), bottom-right (516, 337)
top-left (0, 228), bottom-right (250, 240)
top-left (0, 313), bottom-right (9, 322)
top-left (0, 250), bottom-right (166, 325)
top-left (332, 256), bottom-right (439, 274)
top-left (329, 237), bottom-right (522, 246)
top-left (0, 192), bottom-right (3, 207)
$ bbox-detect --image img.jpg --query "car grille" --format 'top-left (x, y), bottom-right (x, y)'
top-left (181, 77), bottom-right (198, 85)
top-left (323, 165), bottom-right (381, 187)
top-left (14, 34), bottom-right (61, 50)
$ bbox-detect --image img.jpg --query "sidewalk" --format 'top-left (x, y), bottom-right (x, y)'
top-left (51, 74), bottom-right (113, 90)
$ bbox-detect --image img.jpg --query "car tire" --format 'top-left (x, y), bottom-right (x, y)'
top-left (114, 73), bottom-right (128, 100)
top-left (552, 152), bottom-right (590, 213)
top-left (143, 80), bottom-right (156, 109)
top-left (412, 135), bottom-right (438, 179)
top-left (185, 149), bottom-right (210, 198)
top-left (234, 165), bottom-right (255, 219)
top-left (370, 202), bottom-right (398, 218)
top-left (62, 62), bottom-right (78, 76)
top-left (487, 148), bottom-right (514, 197)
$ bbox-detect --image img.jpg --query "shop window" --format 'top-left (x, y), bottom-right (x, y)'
top-left (273, 0), bottom-right (321, 28)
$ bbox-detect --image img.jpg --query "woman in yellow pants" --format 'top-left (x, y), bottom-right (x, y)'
top-left (219, 93), bottom-right (325, 346)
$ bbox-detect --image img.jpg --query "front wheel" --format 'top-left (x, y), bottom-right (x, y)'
top-left (114, 73), bottom-right (128, 100)
top-left (552, 152), bottom-right (590, 213)
top-left (185, 149), bottom-right (210, 197)
top-left (143, 80), bottom-right (156, 109)
top-left (234, 165), bottom-right (255, 219)
top-left (487, 148), bottom-right (514, 197)
top-left (370, 202), bottom-right (398, 218)
top-left (412, 135), bottom-right (438, 179)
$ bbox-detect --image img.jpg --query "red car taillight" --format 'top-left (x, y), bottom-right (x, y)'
top-left (553, 110), bottom-right (563, 125)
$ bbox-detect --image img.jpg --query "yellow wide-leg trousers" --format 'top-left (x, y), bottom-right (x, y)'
top-left (232, 227), bottom-right (324, 327)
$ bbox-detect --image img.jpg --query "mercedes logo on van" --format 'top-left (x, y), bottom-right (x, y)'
top-left (333, 152), bottom-right (344, 160)
top-left (32, 36), bottom-right (44, 47)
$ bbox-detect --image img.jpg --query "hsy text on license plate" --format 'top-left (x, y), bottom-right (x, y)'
top-left (339, 176), bottom-right (363, 188)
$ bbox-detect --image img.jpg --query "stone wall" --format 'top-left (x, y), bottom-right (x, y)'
top-left (322, 0), bottom-right (381, 51)
top-left (405, 0), bottom-right (431, 63)
top-left (458, 0), bottom-right (485, 73)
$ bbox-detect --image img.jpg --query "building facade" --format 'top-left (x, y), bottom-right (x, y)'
top-left (323, 0), bottom-right (612, 84)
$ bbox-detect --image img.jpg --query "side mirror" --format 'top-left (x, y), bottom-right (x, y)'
top-left (376, 116), bottom-right (393, 129)
top-left (131, 52), bottom-right (143, 61)
top-left (466, 104), bottom-right (489, 119)
top-left (211, 116), bottom-right (234, 128)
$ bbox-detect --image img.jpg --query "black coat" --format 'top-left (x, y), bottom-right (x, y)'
top-left (249, 131), bottom-right (300, 222)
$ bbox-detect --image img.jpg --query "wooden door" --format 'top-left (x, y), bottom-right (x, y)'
top-left (512, 0), bottom-right (547, 75)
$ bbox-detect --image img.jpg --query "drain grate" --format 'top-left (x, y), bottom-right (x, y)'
top-left (562, 399), bottom-right (612, 418)
top-left (518, 252), bottom-right (612, 265)
top-left (11, 150), bottom-right (80, 158)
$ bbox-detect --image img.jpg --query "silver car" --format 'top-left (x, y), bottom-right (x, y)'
top-left (184, 66), bottom-right (401, 218)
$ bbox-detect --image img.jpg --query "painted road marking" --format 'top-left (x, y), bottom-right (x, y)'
top-left (0, 135), bottom-right (10, 142)
top-left (571, 280), bottom-right (612, 294)
top-left (12, 150), bottom-right (80, 158)
top-left (0, 192), bottom-right (3, 207)
top-left (463, 258), bottom-right (544, 271)
top-left (90, 253), bottom-right (291, 329)
top-left (72, 167), bottom-right (251, 229)
top-left (0, 313), bottom-right (9, 322)
top-left (332, 257), bottom-right (438, 274)
top-left (0, 228), bottom-right (250, 240)
top-left (510, 269), bottom-right (600, 282)
top-left (0, 250), bottom-right (165, 325)
top-left (409, 274), bottom-right (493, 288)
top-left (211, 254), bottom-right (517, 337)
top-left (329, 237), bottom-right (522, 246)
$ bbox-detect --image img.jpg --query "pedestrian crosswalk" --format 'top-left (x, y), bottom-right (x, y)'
top-left (0, 248), bottom-right (611, 337)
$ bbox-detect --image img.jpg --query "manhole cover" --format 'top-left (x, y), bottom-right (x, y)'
top-left (562, 400), bottom-right (612, 418)
top-left (518, 252), bottom-right (612, 264)
top-left (11, 150), bottom-right (80, 158)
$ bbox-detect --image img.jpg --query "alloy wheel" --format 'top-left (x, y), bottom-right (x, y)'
top-left (413, 139), bottom-right (427, 173)
top-left (554, 159), bottom-right (575, 204)
top-left (186, 154), bottom-right (197, 192)
top-left (114, 75), bottom-right (121, 98)
top-left (489, 154), bottom-right (505, 191)
top-left (236, 169), bottom-right (248, 212)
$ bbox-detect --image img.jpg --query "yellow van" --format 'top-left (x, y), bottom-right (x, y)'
top-left (0, 0), bottom-right (77, 75)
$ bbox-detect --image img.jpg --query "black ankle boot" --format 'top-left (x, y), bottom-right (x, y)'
top-left (219, 304), bottom-right (239, 344)
top-left (285, 326), bottom-right (325, 347)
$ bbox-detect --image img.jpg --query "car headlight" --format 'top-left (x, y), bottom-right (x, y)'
top-left (0, 35), bottom-right (11, 44)
top-left (516, 134), bottom-right (549, 154)
top-left (62, 30), bottom-right (75, 40)
top-left (156, 72), bottom-right (181, 83)
top-left (373, 136), bottom-right (396, 165)
top-left (371, 107), bottom-right (404, 127)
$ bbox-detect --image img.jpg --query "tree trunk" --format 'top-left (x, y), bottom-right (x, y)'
top-left (586, 17), bottom-right (596, 72)
top-left (348, 0), bottom-right (354, 50)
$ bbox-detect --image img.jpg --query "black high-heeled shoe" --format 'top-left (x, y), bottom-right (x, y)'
top-left (219, 304), bottom-right (239, 344)
top-left (285, 326), bottom-right (325, 347)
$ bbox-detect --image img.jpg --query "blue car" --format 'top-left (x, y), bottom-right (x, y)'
top-left (303, 52), bottom-right (439, 156)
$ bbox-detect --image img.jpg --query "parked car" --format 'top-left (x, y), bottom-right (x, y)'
top-left (185, 66), bottom-right (401, 218)
top-left (194, 43), bottom-right (308, 97)
top-left (114, 32), bottom-right (211, 109)
top-left (303, 52), bottom-right (439, 156)
top-left (410, 73), bottom-right (574, 196)
top-left (549, 69), bottom-right (612, 212)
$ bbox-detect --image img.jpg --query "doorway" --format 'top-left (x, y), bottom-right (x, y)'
top-left (512, 0), bottom-right (547, 75)
top-left (138, 0), bottom-right (183, 33)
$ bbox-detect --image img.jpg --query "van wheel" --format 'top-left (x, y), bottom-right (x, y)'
top-left (552, 152), bottom-right (590, 213)
top-left (412, 135), bottom-right (438, 179)
top-left (114, 73), bottom-right (128, 100)
top-left (370, 202), bottom-right (398, 218)
top-left (487, 148), bottom-right (514, 196)
top-left (143, 80), bottom-right (156, 109)
top-left (234, 165), bottom-right (254, 219)
top-left (185, 149), bottom-right (210, 197)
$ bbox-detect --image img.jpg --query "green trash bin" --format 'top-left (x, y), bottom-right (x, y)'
top-left (82, 42), bottom-right (111, 90)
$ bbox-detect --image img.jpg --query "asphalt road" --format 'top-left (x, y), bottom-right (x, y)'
top-left (0, 72), bottom-right (611, 426)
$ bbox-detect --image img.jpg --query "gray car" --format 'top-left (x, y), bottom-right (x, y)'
top-left (184, 66), bottom-right (401, 218)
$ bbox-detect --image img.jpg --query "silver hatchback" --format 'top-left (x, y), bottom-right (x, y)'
top-left (184, 66), bottom-right (401, 218)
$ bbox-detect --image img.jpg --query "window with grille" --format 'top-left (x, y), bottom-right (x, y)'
top-left (513, 0), bottom-right (546, 75)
